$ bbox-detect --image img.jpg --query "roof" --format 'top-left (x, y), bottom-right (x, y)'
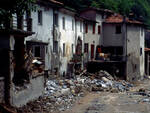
top-left (105, 14), bottom-right (143, 25)
top-left (48, 0), bottom-right (63, 5)
top-left (81, 7), bottom-right (114, 14)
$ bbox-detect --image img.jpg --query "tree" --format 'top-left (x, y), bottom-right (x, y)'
top-left (0, 0), bottom-right (36, 29)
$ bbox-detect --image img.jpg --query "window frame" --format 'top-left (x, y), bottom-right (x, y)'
top-left (62, 17), bottom-right (65, 30)
top-left (38, 10), bottom-right (42, 25)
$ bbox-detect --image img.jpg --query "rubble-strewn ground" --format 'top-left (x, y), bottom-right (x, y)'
top-left (64, 80), bottom-right (150, 113)
top-left (10, 71), bottom-right (150, 113)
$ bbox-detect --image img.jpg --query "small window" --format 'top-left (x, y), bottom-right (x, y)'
top-left (53, 41), bottom-right (58, 53)
top-left (98, 25), bottom-right (101, 34)
top-left (72, 44), bottom-right (74, 54)
top-left (62, 17), bottom-right (65, 30)
top-left (84, 43), bottom-right (89, 53)
top-left (85, 23), bottom-right (88, 33)
top-left (63, 43), bottom-right (65, 57)
top-left (80, 21), bottom-right (82, 32)
top-left (34, 46), bottom-right (41, 57)
top-left (54, 13), bottom-right (58, 26)
top-left (72, 19), bottom-right (74, 31)
top-left (46, 46), bottom-right (48, 54)
top-left (93, 23), bottom-right (95, 34)
top-left (38, 10), bottom-right (42, 25)
top-left (140, 48), bottom-right (142, 56)
top-left (116, 25), bottom-right (121, 34)
top-left (141, 28), bottom-right (144, 36)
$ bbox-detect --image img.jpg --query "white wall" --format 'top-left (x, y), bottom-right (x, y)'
top-left (126, 25), bottom-right (145, 81)
top-left (58, 11), bottom-right (76, 75)
top-left (25, 5), bottom-right (53, 70)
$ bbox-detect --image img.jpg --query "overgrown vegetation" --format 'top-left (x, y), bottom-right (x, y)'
top-left (58, 0), bottom-right (150, 28)
top-left (0, 0), bottom-right (36, 29)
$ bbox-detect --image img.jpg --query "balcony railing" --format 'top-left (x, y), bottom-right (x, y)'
top-left (12, 15), bottom-right (32, 32)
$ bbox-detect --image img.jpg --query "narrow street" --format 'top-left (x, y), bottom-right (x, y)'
top-left (63, 80), bottom-right (150, 113)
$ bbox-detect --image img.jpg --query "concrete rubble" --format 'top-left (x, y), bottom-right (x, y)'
top-left (14, 70), bottom-right (135, 113)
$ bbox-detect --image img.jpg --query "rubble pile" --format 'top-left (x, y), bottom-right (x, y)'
top-left (17, 70), bottom-right (133, 113)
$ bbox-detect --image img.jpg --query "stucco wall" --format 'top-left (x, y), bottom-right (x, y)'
top-left (11, 76), bottom-right (45, 107)
top-left (58, 11), bottom-right (76, 75)
top-left (25, 5), bottom-right (53, 71)
top-left (103, 23), bottom-right (124, 46)
top-left (126, 25), bottom-right (145, 81)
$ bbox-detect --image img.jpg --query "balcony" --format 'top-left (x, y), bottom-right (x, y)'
top-left (12, 14), bottom-right (32, 32)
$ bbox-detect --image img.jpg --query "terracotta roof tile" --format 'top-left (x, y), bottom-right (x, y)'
top-left (105, 14), bottom-right (143, 25)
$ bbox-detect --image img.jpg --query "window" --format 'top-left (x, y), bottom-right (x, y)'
top-left (140, 48), bottom-right (142, 56)
top-left (63, 43), bottom-right (65, 57)
top-left (38, 10), bottom-right (42, 25)
top-left (85, 23), bottom-right (88, 33)
top-left (53, 41), bottom-right (58, 53)
top-left (72, 44), bottom-right (74, 54)
top-left (98, 25), bottom-right (101, 34)
top-left (93, 23), bottom-right (95, 34)
top-left (72, 19), bottom-right (74, 31)
top-left (80, 21), bottom-right (82, 32)
top-left (62, 17), bottom-right (65, 30)
top-left (34, 46), bottom-right (41, 57)
top-left (54, 13), bottom-right (58, 26)
top-left (116, 25), bottom-right (121, 34)
top-left (84, 43), bottom-right (89, 53)
top-left (141, 28), bottom-right (144, 36)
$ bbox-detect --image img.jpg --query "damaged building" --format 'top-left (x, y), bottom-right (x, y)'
top-left (0, 0), bottom-right (148, 109)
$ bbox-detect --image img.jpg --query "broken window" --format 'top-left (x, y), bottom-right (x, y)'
top-left (38, 10), bottom-right (42, 25)
top-left (93, 23), bottom-right (95, 34)
top-left (116, 25), bottom-right (121, 34)
top-left (98, 25), bottom-right (101, 34)
top-left (62, 17), bottom-right (65, 30)
top-left (63, 43), bottom-right (65, 57)
top-left (84, 43), bottom-right (89, 53)
top-left (53, 41), bottom-right (58, 53)
top-left (54, 13), bottom-right (58, 26)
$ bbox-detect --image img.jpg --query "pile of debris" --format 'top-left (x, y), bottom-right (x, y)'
top-left (16, 70), bottom-right (133, 113)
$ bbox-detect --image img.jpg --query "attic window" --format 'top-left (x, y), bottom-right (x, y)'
top-left (116, 25), bottom-right (121, 34)
top-left (38, 10), bottom-right (42, 25)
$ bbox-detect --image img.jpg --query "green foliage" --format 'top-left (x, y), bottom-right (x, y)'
top-left (58, 0), bottom-right (150, 28)
top-left (0, 0), bottom-right (36, 29)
